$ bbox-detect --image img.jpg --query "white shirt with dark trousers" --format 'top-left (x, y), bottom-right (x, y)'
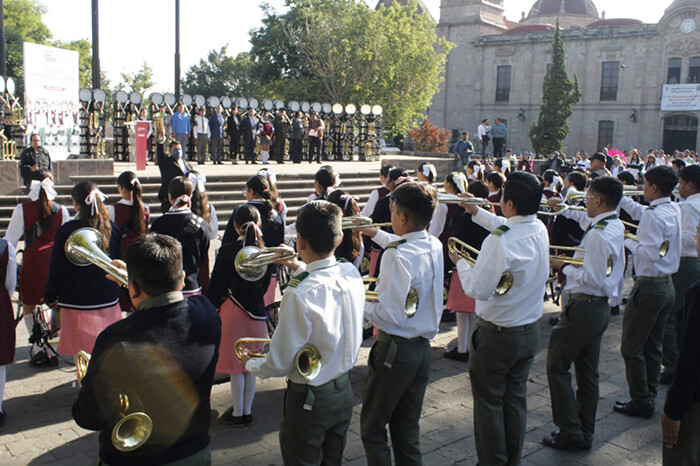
top-left (680, 193), bottom-right (700, 258)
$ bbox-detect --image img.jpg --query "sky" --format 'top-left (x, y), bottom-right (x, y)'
top-left (41, 0), bottom-right (667, 93)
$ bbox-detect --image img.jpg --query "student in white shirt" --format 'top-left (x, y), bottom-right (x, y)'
top-left (615, 165), bottom-right (681, 418)
top-left (453, 171), bottom-right (548, 466)
top-left (361, 164), bottom-right (394, 217)
top-left (194, 107), bottom-right (210, 165)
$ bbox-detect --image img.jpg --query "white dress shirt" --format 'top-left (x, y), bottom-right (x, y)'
top-left (679, 192), bottom-right (700, 257)
top-left (477, 124), bottom-right (490, 139)
top-left (559, 209), bottom-right (626, 299)
top-left (360, 186), bottom-right (388, 217)
top-left (456, 209), bottom-right (549, 327)
top-left (428, 203), bottom-right (448, 238)
top-left (246, 257), bottom-right (365, 386)
top-left (5, 203), bottom-right (71, 247)
top-left (206, 204), bottom-right (219, 240)
top-left (194, 115), bottom-right (210, 137)
top-left (364, 230), bottom-right (444, 339)
top-left (619, 196), bottom-right (681, 277)
top-left (2, 241), bottom-right (16, 296)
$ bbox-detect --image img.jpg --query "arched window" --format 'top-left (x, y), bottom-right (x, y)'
top-left (668, 58), bottom-right (682, 84)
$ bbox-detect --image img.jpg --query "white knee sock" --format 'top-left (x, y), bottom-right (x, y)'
top-left (262, 151), bottom-right (269, 163)
top-left (243, 373), bottom-right (256, 415)
top-left (23, 314), bottom-right (40, 355)
top-left (229, 373), bottom-right (245, 416)
top-left (0, 365), bottom-right (6, 411)
top-left (456, 312), bottom-right (469, 353)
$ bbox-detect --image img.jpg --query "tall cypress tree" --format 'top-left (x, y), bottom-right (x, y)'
top-left (529, 21), bottom-right (581, 155)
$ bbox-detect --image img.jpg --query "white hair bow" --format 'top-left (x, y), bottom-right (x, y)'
top-left (334, 174), bottom-right (342, 187)
top-left (423, 164), bottom-right (437, 179)
top-left (257, 168), bottom-right (277, 185)
top-left (188, 172), bottom-right (207, 193)
top-left (241, 221), bottom-right (263, 246)
top-left (171, 194), bottom-right (191, 209)
top-left (131, 177), bottom-right (140, 187)
top-left (85, 189), bottom-right (107, 216)
top-left (340, 194), bottom-right (359, 212)
top-left (451, 172), bottom-right (468, 194)
top-left (28, 178), bottom-right (57, 202)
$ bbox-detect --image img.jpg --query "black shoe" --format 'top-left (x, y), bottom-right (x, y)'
top-left (243, 414), bottom-right (254, 425)
top-left (441, 310), bottom-right (456, 322)
top-left (542, 432), bottom-right (591, 451)
top-left (613, 400), bottom-right (654, 418)
top-left (549, 315), bottom-right (561, 326)
top-left (660, 369), bottom-right (675, 385)
top-left (222, 408), bottom-right (245, 427)
top-left (444, 348), bottom-right (469, 362)
top-left (251, 161), bottom-right (257, 164)
top-left (610, 305), bottom-right (620, 316)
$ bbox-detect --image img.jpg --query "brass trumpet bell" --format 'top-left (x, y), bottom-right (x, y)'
top-left (234, 338), bottom-right (323, 381)
top-left (341, 216), bottom-right (392, 229)
top-left (234, 338), bottom-right (270, 359)
top-left (234, 245), bottom-right (297, 282)
top-left (622, 221), bottom-right (670, 258)
top-left (447, 237), bottom-right (513, 295)
top-left (65, 228), bottom-right (129, 287)
top-left (77, 350), bottom-right (90, 380)
top-left (365, 286), bottom-right (419, 318)
top-left (438, 193), bottom-right (499, 207)
top-left (550, 247), bottom-right (614, 277)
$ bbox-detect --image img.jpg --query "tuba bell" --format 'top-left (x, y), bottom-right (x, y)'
top-left (65, 228), bottom-right (129, 287)
top-left (365, 282), bottom-right (419, 318)
top-left (234, 244), bottom-right (297, 282)
top-left (235, 338), bottom-right (322, 381)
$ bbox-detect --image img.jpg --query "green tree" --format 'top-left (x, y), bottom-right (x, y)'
top-left (53, 39), bottom-right (92, 88)
top-left (182, 47), bottom-right (256, 97)
top-left (529, 22), bottom-right (581, 155)
top-left (119, 61), bottom-right (155, 96)
top-left (249, 0), bottom-right (452, 134)
top-left (4, 0), bottom-right (53, 97)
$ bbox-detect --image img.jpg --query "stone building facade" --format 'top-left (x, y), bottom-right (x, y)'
top-left (428, 0), bottom-right (700, 155)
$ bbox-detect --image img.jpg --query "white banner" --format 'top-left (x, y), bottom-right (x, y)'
top-left (22, 42), bottom-right (80, 154)
top-left (661, 84), bottom-right (700, 111)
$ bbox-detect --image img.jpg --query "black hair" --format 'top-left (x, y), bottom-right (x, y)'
top-left (246, 175), bottom-right (274, 220)
top-left (34, 169), bottom-right (54, 231)
top-left (233, 204), bottom-right (263, 249)
top-left (124, 233), bottom-right (183, 296)
top-left (494, 158), bottom-right (510, 176)
top-left (644, 165), bottom-right (678, 196)
top-left (387, 167), bottom-right (409, 184)
top-left (444, 172), bottom-right (467, 194)
top-left (296, 200), bottom-right (343, 255)
top-left (617, 171), bottom-right (636, 186)
top-left (326, 190), bottom-right (362, 263)
top-left (588, 176), bottom-right (623, 209)
top-left (169, 140), bottom-right (180, 150)
top-left (543, 169), bottom-right (562, 191)
top-left (188, 171), bottom-right (211, 223)
top-left (390, 182), bottom-right (438, 229)
top-left (117, 171), bottom-right (147, 237)
top-left (486, 172), bottom-right (503, 193)
top-left (680, 164), bottom-right (700, 190)
top-left (468, 180), bottom-right (489, 200)
top-left (502, 171), bottom-right (543, 216)
top-left (568, 171), bottom-right (588, 191)
top-left (380, 164), bottom-right (395, 178)
top-left (672, 158), bottom-right (686, 169)
top-left (168, 176), bottom-right (194, 208)
top-left (258, 168), bottom-right (281, 207)
top-left (71, 181), bottom-right (111, 251)
top-left (418, 162), bottom-right (436, 184)
top-left (315, 167), bottom-right (335, 196)
top-left (466, 160), bottom-right (485, 182)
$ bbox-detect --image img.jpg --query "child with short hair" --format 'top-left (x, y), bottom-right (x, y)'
top-left (360, 182), bottom-right (444, 465)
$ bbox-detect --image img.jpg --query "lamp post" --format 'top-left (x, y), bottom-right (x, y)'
top-left (0, 0), bottom-right (6, 79)
top-left (175, 0), bottom-right (181, 99)
top-left (91, 0), bottom-right (100, 89)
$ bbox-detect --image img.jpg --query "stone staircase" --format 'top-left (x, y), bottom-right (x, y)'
top-left (0, 171), bottom-right (387, 234)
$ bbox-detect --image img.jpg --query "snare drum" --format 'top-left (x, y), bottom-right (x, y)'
top-left (273, 99), bottom-right (285, 110)
top-left (6, 77), bottom-right (15, 96)
top-left (238, 97), bottom-right (249, 109)
top-left (182, 94), bottom-right (193, 107)
top-left (322, 103), bottom-right (332, 114)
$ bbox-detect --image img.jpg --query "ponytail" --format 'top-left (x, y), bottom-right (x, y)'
top-left (33, 169), bottom-right (55, 231)
top-left (117, 171), bottom-right (147, 237)
top-left (234, 204), bottom-right (264, 249)
top-left (246, 175), bottom-right (273, 220)
top-left (188, 171), bottom-right (211, 222)
top-left (72, 181), bottom-right (111, 251)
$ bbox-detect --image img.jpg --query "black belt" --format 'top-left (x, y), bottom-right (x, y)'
top-left (569, 293), bottom-right (607, 303)
top-left (376, 330), bottom-right (425, 369)
top-left (634, 276), bottom-right (672, 283)
top-left (476, 317), bottom-right (538, 333)
top-left (287, 372), bottom-right (349, 411)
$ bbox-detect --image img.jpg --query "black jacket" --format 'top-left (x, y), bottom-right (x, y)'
top-left (239, 115), bottom-right (259, 144)
top-left (44, 220), bottom-right (121, 310)
top-left (73, 295), bottom-right (221, 466)
top-left (19, 146), bottom-right (51, 187)
top-left (157, 151), bottom-right (191, 205)
top-left (221, 200), bottom-right (285, 248)
top-left (225, 114), bottom-right (240, 140)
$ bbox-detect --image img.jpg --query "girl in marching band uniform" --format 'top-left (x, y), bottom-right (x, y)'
top-left (257, 168), bottom-right (287, 224)
top-left (417, 163), bottom-right (449, 238)
top-left (327, 190), bottom-right (363, 269)
top-left (45, 181), bottom-right (122, 370)
top-left (466, 160), bottom-right (485, 183)
top-left (0, 237), bottom-right (16, 426)
top-left (259, 113), bottom-right (275, 165)
top-left (486, 172), bottom-right (504, 216)
top-left (208, 205), bottom-right (271, 427)
top-left (361, 164), bottom-right (394, 217)
top-left (150, 176), bottom-right (210, 297)
top-left (188, 171), bottom-right (218, 295)
top-left (5, 170), bottom-right (70, 365)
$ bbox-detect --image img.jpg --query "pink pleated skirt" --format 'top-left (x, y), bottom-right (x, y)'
top-left (58, 303), bottom-right (122, 355)
top-left (369, 249), bottom-right (380, 277)
top-left (216, 298), bottom-right (268, 374)
top-left (445, 272), bottom-right (475, 313)
top-left (263, 276), bottom-right (278, 307)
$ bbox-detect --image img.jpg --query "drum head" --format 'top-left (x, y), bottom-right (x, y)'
top-left (274, 99), bottom-right (285, 110)
top-left (360, 104), bottom-right (371, 115)
top-left (263, 99), bottom-right (273, 111)
top-left (194, 95), bottom-right (205, 107)
top-left (208, 96), bottom-right (220, 108)
top-left (182, 94), bottom-right (193, 106)
top-left (115, 90), bottom-right (129, 103)
top-left (249, 98), bottom-right (259, 110)
top-left (345, 104), bottom-right (356, 115)
top-left (322, 103), bottom-right (332, 114)
top-left (93, 89), bottom-right (107, 102)
top-left (289, 101), bottom-right (300, 112)
top-left (312, 102), bottom-right (322, 113)
top-left (301, 101), bottom-right (310, 113)
top-left (0, 79), bottom-right (5, 94)
top-left (129, 91), bottom-right (142, 105)
top-left (238, 97), bottom-right (249, 109)
top-left (6, 77), bottom-right (15, 96)
top-left (79, 89), bottom-right (92, 102)
top-left (372, 105), bottom-right (383, 116)
top-left (150, 92), bottom-right (164, 105)
top-left (164, 93), bottom-right (176, 106)
top-left (221, 96), bottom-right (232, 109)
top-left (332, 103), bottom-right (343, 115)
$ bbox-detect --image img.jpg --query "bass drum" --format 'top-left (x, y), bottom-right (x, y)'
top-left (115, 90), bottom-right (129, 104)
top-left (372, 105), bottom-right (383, 116)
top-left (129, 91), bottom-right (142, 106)
top-left (301, 101), bottom-right (310, 113)
top-left (262, 99), bottom-right (274, 111)
top-left (150, 92), bottom-right (164, 106)
top-left (345, 104), bottom-right (356, 115)
top-left (208, 96), bottom-right (220, 108)
top-left (289, 101), bottom-right (300, 113)
top-left (5, 77), bottom-right (15, 96)
top-left (79, 89), bottom-right (93, 103)
top-left (93, 89), bottom-right (107, 103)
top-left (249, 98), bottom-right (259, 110)
top-left (194, 95), bottom-right (206, 108)
top-left (182, 94), bottom-right (193, 106)
top-left (237, 97), bottom-right (249, 109)
top-left (322, 103), bottom-right (332, 114)
top-left (332, 103), bottom-right (343, 115)
top-left (221, 96), bottom-right (232, 109)
top-left (311, 102), bottom-right (322, 114)
top-left (164, 93), bottom-right (176, 107)
top-left (360, 104), bottom-right (371, 115)
top-left (273, 99), bottom-right (285, 110)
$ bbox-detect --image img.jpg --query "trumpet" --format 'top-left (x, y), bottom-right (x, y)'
top-left (549, 246), bottom-right (613, 276)
top-left (438, 193), bottom-right (499, 207)
top-left (235, 338), bottom-right (322, 381)
top-left (623, 190), bottom-right (645, 197)
top-left (620, 220), bottom-right (670, 257)
top-left (447, 237), bottom-right (513, 295)
top-left (65, 228), bottom-right (129, 287)
top-left (76, 351), bottom-right (153, 452)
top-left (341, 216), bottom-right (392, 229)
top-left (365, 286), bottom-right (419, 318)
top-left (234, 244), bottom-right (297, 282)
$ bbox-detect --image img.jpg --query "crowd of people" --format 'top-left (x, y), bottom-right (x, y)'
top-left (0, 143), bottom-right (698, 466)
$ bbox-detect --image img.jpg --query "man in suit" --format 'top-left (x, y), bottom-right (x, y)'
top-left (157, 140), bottom-right (191, 213)
top-left (209, 106), bottom-right (225, 165)
top-left (226, 105), bottom-right (241, 164)
top-left (240, 108), bottom-right (259, 165)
